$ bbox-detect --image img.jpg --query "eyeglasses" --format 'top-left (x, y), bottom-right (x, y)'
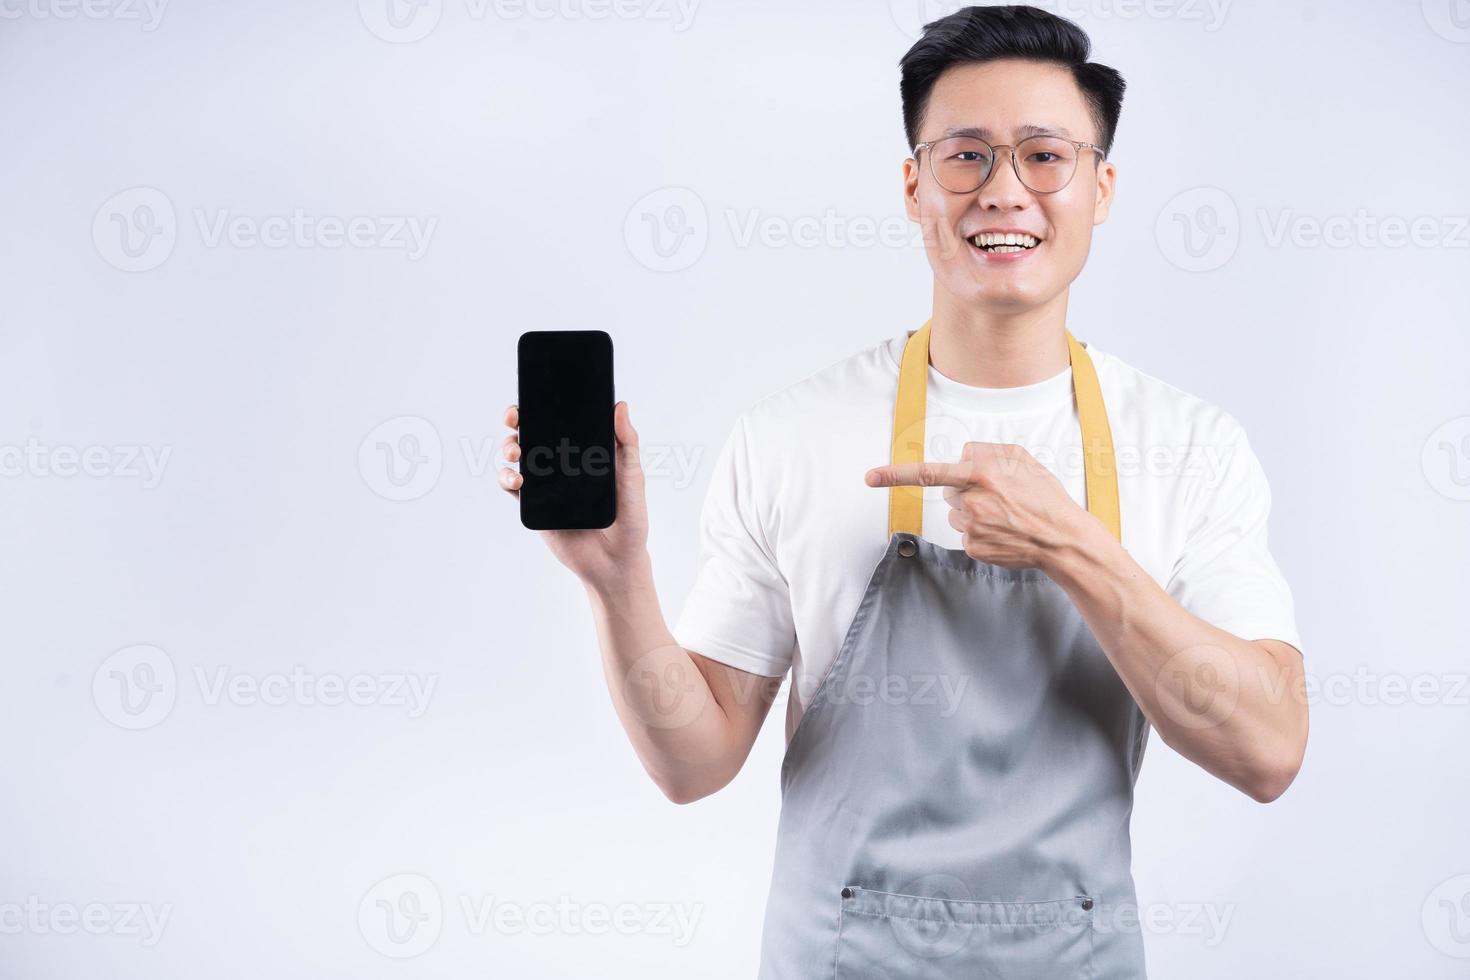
top-left (912, 135), bottom-right (1105, 195)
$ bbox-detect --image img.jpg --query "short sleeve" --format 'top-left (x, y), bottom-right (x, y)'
top-left (671, 413), bottom-right (796, 677)
top-left (1164, 420), bottom-right (1303, 655)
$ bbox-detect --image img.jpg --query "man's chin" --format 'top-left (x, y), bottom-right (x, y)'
top-left (967, 282), bottom-right (1044, 312)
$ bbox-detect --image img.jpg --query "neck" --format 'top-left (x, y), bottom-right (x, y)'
top-left (927, 285), bottom-right (1071, 388)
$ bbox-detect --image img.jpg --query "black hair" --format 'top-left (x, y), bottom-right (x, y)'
top-left (899, 5), bottom-right (1126, 156)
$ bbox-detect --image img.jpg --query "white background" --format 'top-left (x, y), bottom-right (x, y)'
top-left (2, 0), bottom-right (1468, 976)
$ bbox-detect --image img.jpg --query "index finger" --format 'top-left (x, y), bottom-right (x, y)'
top-left (504, 403), bottom-right (518, 428)
top-left (864, 461), bottom-right (975, 489)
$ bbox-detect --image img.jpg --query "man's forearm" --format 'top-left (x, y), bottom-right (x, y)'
top-left (1044, 517), bottom-right (1309, 802)
top-left (584, 554), bottom-right (749, 803)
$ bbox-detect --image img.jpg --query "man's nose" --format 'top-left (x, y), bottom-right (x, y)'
top-left (976, 150), bottom-right (1032, 210)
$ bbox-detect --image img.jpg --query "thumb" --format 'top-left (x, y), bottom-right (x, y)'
top-left (613, 401), bottom-right (644, 485)
top-left (614, 400), bottom-right (639, 453)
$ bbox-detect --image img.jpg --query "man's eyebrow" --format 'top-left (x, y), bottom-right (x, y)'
top-left (941, 124), bottom-right (1073, 140)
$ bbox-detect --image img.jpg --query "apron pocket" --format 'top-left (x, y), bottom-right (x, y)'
top-left (834, 884), bottom-right (1094, 979)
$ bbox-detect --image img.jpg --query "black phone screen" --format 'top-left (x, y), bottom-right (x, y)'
top-left (517, 330), bottom-right (616, 530)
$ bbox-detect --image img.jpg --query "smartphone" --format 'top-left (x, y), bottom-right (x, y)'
top-left (516, 330), bottom-right (616, 530)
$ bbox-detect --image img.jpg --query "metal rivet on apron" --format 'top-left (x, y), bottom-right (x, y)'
top-left (841, 887), bottom-right (854, 899)
top-left (1081, 897), bottom-right (1094, 911)
top-left (897, 540), bottom-right (918, 558)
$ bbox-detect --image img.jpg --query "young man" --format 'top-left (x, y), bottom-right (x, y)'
top-left (500, 6), bottom-right (1307, 977)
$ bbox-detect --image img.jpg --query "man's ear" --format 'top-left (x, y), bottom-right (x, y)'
top-left (903, 157), bottom-right (922, 222)
top-left (1092, 158), bottom-right (1117, 226)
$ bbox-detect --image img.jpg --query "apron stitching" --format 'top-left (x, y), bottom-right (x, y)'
top-left (920, 563), bottom-right (1051, 585)
top-left (830, 899), bottom-right (845, 980)
top-left (843, 908), bottom-right (1089, 925)
top-left (852, 887), bottom-right (1088, 905)
top-left (894, 541), bottom-right (1053, 585)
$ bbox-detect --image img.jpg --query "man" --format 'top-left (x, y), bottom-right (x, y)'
top-left (500, 6), bottom-right (1307, 977)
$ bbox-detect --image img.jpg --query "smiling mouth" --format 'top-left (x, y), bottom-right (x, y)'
top-left (969, 232), bottom-right (1041, 254)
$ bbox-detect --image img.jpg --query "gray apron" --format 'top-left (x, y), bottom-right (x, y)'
top-left (756, 322), bottom-right (1150, 979)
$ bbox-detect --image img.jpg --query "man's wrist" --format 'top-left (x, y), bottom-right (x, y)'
top-left (584, 550), bottom-right (657, 604)
top-left (1042, 510), bottom-right (1122, 588)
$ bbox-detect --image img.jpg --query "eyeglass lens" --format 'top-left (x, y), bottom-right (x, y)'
top-left (928, 136), bottom-right (1084, 194)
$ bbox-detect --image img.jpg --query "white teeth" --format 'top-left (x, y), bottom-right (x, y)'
top-left (970, 232), bottom-right (1040, 250)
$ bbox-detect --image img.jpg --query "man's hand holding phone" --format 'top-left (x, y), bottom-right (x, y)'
top-left (499, 400), bottom-right (651, 594)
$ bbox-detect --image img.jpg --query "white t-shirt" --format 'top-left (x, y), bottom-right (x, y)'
top-left (672, 329), bottom-right (1303, 742)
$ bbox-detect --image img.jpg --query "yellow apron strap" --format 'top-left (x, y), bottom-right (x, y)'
top-left (1066, 330), bottom-right (1122, 543)
top-left (887, 320), bottom-right (932, 539)
top-left (887, 323), bottom-right (1122, 543)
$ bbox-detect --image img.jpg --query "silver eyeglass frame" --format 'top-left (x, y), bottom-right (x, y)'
top-left (912, 136), bottom-right (1105, 195)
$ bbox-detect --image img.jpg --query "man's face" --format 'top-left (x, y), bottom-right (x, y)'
top-left (903, 59), bottom-right (1116, 313)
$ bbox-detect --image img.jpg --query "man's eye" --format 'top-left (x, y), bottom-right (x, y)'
top-left (1028, 152), bottom-right (1061, 164)
top-left (952, 151), bottom-right (988, 163)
